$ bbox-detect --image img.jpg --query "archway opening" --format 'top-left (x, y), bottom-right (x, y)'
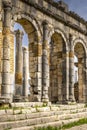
top-left (49, 32), bottom-right (67, 103)
top-left (12, 18), bottom-right (40, 102)
top-left (74, 42), bottom-right (86, 103)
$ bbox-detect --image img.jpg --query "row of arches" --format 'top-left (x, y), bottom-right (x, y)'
top-left (1, 4), bottom-right (87, 103)
top-left (12, 14), bottom-right (87, 103)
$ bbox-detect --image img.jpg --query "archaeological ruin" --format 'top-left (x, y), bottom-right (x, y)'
top-left (0, 0), bottom-right (87, 104)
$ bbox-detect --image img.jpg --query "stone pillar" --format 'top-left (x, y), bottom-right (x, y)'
top-left (1, 1), bottom-right (12, 102)
top-left (0, 0), bottom-right (2, 12)
top-left (69, 35), bottom-right (75, 102)
top-left (42, 21), bottom-right (49, 102)
top-left (84, 57), bottom-right (87, 103)
top-left (78, 58), bottom-right (84, 102)
top-left (62, 51), bottom-right (69, 102)
top-left (22, 47), bottom-right (29, 99)
top-left (15, 29), bottom-right (24, 96)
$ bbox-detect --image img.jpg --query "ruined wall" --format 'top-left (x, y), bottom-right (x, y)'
top-left (0, 0), bottom-right (87, 102)
top-left (29, 41), bottom-right (42, 101)
top-left (50, 33), bottom-right (67, 102)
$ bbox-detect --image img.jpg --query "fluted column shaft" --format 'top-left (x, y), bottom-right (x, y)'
top-left (1, 1), bottom-right (12, 101)
top-left (42, 21), bottom-right (49, 102)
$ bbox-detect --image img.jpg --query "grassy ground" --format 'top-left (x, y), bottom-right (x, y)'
top-left (36, 118), bottom-right (87, 130)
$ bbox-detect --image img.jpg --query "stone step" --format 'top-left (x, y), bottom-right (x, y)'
top-left (10, 118), bottom-right (82, 130)
top-left (52, 104), bottom-right (85, 110)
top-left (0, 104), bottom-right (86, 116)
top-left (0, 107), bottom-right (87, 122)
top-left (0, 111), bottom-right (87, 130)
top-left (11, 102), bottom-right (44, 108)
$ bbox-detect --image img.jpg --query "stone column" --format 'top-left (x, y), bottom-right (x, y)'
top-left (42, 21), bottom-right (49, 102)
top-left (69, 35), bottom-right (75, 102)
top-left (0, 0), bottom-right (2, 12)
top-left (62, 51), bottom-right (69, 102)
top-left (22, 47), bottom-right (29, 98)
top-left (84, 57), bottom-right (87, 103)
top-left (78, 58), bottom-right (84, 102)
top-left (1, 1), bottom-right (12, 102)
top-left (0, 1), bottom-right (2, 96)
top-left (15, 29), bottom-right (24, 96)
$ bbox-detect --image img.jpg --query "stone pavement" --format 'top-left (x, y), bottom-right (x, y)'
top-left (66, 124), bottom-right (87, 130)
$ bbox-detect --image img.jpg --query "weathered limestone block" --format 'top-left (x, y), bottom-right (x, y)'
top-left (15, 73), bottom-right (22, 85)
top-left (29, 41), bottom-right (42, 102)
top-left (9, 33), bottom-right (14, 74)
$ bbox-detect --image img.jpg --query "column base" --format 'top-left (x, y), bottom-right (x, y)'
top-left (69, 96), bottom-right (76, 104)
top-left (69, 95), bottom-right (76, 102)
top-left (0, 96), bottom-right (12, 104)
top-left (15, 84), bottom-right (22, 96)
top-left (13, 95), bottom-right (22, 102)
top-left (22, 96), bottom-right (29, 102)
top-left (62, 100), bottom-right (70, 104)
top-left (67, 101), bottom-right (76, 105)
top-left (13, 95), bottom-right (29, 102)
top-left (42, 96), bottom-right (49, 103)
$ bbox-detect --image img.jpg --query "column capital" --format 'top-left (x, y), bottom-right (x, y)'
top-left (22, 46), bottom-right (28, 52)
top-left (42, 20), bottom-right (49, 42)
top-left (42, 20), bottom-right (49, 31)
top-left (3, 1), bottom-right (12, 28)
top-left (69, 34), bottom-right (74, 51)
top-left (42, 20), bottom-right (48, 25)
top-left (15, 29), bottom-right (24, 35)
top-left (3, 1), bottom-right (12, 11)
top-left (69, 33), bottom-right (73, 42)
top-left (69, 50), bottom-right (74, 58)
top-left (15, 29), bottom-right (24, 39)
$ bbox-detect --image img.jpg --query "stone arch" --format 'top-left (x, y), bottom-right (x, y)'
top-left (12, 13), bottom-right (42, 42)
top-left (13, 13), bottom-right (42, 102)
top-left (49, 28), bottom-right (69, 103)
top-left (73, 38), bottom-right (87, 56)
top-left (48, 28), bottom-right (69, 51)
top-left (73, 38), bottom-right (87, 103)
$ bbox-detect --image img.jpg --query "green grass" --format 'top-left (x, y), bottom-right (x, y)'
top-left (84, 104), bottom-right (87, 108)
top-left (4, 127), bottom-right (12, 130)
top-left (36, 118), bottom-right (87, 130)
top-left (0, 106), bottom-right (10, 110)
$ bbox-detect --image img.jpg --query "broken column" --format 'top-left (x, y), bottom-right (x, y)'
top-left (15, 29), bottom-right (24, 97)
top-left (22, 47), bottom-right (29, 99)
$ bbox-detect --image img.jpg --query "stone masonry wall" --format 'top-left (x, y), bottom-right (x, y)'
top-left (29, 42), bottom-right (42, 101)
top-left (50, 33), bottom-right (66, 102)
